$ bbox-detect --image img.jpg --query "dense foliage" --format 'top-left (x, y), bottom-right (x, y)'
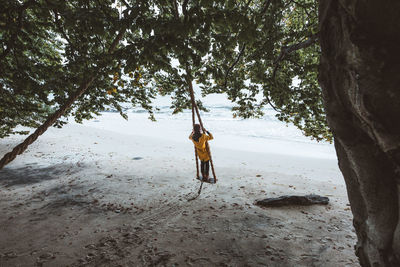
top-left (1, 0), bottom-right (330, 142)
top-left (198, 0), bottom-right (329, 141)
top-left (0, 0), bottom-right (155, 137)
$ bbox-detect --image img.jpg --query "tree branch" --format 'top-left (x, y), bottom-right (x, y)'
top-left (223, 0), bottom-right (273, 88)
top-left (260, 0), bottom-right (272, 15)
top-left (289, 0), bottom-right (311, 18)
top-left (223, 44), bottom-right (246, 88)
top-left (280, 34), bottom-right (318, 59)
top-left (0, 0), bottom-right (36, 61)
top-left (172, 0), bottom-right (179, 19)
top-left (272, 33), bottom-right (319, 80)
top-left (0, 26), bottom-right (128, 170)
top-left (182, 0), bottom-right (189, 21)
top-left (245, 0), bottom-right (253, 9)
top-left (264, 94), bottom-right (281, 113)
top-left (120, 0), bottom-right (131, 9)
top-left (52, 9), bottom-right (79, 53)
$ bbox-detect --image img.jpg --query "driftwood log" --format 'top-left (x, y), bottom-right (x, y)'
top-left (255, 194), bottom-right (329, 207)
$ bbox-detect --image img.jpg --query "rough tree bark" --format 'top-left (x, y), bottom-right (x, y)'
top-left (318, 1), bottom-right (400, 266)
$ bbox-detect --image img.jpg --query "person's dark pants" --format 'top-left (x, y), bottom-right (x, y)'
top-left (201, 160), bottom-right (210, 177)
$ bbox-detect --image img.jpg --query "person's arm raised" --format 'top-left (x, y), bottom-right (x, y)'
top-left (206, 131), bottom-right (213, 140)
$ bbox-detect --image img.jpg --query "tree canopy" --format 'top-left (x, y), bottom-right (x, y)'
top-left (1, 0), bottom-right (330, 142)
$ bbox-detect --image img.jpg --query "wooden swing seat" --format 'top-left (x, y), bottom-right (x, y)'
top-left (196, 176), bottom-right (216, 184)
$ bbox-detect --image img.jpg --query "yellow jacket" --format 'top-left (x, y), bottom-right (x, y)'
top-left (189, 132), bottom-right (214, 161)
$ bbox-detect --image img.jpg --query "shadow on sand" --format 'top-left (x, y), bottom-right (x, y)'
top-left (1, 163), bottom-right (107, 217)
top-left (0, 163), bottom-right (81, 187)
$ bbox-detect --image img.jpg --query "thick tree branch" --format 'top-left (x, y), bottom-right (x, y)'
top-left (278, 33), bottom-right (318, 60)
top-left (272, 33), bottom-right (318, 80)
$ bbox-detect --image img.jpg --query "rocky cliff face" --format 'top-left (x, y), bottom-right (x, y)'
top-left (318, 1), bottom-right (400, 266)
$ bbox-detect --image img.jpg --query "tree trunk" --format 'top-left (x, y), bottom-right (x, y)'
top-left (0, 29), bottom-right (126, 170)
top-left (0, 78), bottom-right (94, 169)
top-left (318, 1), bottom-right (400, 266)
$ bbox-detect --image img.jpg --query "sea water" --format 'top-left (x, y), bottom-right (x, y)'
top-left (81, 93), bottom-right (336, 160)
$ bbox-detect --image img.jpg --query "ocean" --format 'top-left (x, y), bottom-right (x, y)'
top-left (80, 93), bottom-right (336, 160)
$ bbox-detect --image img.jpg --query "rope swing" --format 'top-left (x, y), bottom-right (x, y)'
top-left (187, 74), bottom-right (217, 185)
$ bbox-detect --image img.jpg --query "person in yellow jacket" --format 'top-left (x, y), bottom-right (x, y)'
top-left (189, 124), bottom-right (213, 181)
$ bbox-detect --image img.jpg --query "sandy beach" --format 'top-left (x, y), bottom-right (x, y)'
top-left (0, 116), bottom-right (359, 266)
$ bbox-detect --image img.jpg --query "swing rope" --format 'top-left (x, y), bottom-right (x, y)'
top-left (187, 75), bottom-right (217, 183)
top-left (191, 101), bottom-right (200, 179)
top-left (185, 64), bottom-right (217, 201)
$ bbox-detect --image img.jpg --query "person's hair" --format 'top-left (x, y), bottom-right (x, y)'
top-left (193, 124), bottom-right (201, 134)
top-left (193, 124), bottom-right (202, 141)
